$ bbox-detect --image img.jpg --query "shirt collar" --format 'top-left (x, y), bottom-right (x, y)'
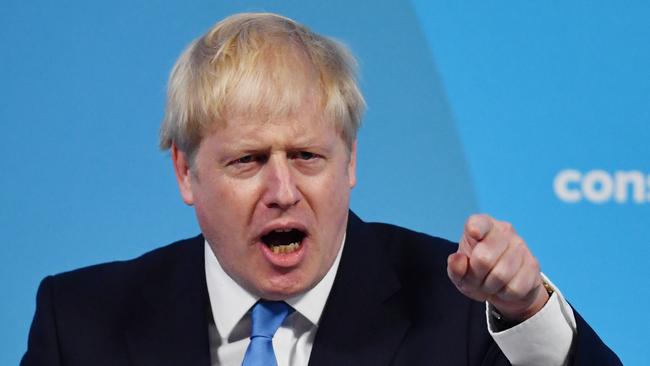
top-left (204, 235), bottom-right (346, 340)
top-left (204, 242), bottom-right (257, 339)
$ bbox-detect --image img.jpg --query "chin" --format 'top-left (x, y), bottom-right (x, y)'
top-left (255, 274), bottom-right (314, 300)
top-left (255, 285), bottom-right (303, 301)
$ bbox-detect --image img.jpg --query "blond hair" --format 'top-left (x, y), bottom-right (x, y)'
top-left (159, 12), bottom-right (365, 161)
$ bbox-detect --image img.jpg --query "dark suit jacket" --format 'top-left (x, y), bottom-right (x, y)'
top-left (22, 212), bottom-right (621, 365)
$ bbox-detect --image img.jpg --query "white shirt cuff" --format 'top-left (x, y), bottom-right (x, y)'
top-left (486, 275), bottom-right (577, 366)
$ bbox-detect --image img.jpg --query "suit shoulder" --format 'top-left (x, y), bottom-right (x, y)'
top-left (351, 219), bottom-right (459, 281)
top-left (47, 235), bottom-right (203, 298)
top-left (363, 221), bottom-right (458, 257)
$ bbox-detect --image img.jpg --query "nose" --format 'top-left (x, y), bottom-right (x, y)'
top-left (262, 155), bottom-right (301, 210)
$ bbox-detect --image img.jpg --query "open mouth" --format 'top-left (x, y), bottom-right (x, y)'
top-left (261, 228), bottom-right (306, 254)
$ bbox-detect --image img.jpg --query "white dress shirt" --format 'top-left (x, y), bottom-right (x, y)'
top-left (205, 239), bottom-right (343, 366)
top-left (204, 239), bottom-right (576, 366)
top-left (488, 275), bottom-right (577, 366)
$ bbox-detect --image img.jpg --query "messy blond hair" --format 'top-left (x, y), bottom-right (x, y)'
top-left (159, 12), bottom-right (365, 161)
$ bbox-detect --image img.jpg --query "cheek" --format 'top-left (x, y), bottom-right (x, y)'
top-left (201, 177), bottom-right (259, 211)
top-left (193, 181), bottom-right (251, 239)
top-left (323, 169), bottom-right (352, 203)
top-left (305, 170), bottom-right (352, 232)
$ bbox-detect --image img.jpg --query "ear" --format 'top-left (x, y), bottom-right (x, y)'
top-left (171, 143), bottom-right (195, 205)
top-left (348, 140), bottom-right (357, 189)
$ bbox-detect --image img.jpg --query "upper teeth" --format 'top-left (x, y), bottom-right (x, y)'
top-left (274, 228), bottom-right (292, 232)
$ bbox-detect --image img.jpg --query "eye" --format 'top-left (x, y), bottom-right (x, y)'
top-left (292, 151), bottom-right (318, 160)
top-left (228, 154), bottom-right (267, 166)
top-left (234, 155), bottom-right (254, 164)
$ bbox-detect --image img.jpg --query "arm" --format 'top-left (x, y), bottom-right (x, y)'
top-left (21, 276), bottom-right (63, 366)
top-left (447, 214), bottom-right (621, 366)
top-left (488, 284), bottom-right (622, 366)
top-left (488, 277), bottom-right (575, 366)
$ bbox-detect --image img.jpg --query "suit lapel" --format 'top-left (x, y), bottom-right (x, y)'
top-left (124, 236), bottom-right (212, 366)
top-left (309, 212), bottom-right (411, 366)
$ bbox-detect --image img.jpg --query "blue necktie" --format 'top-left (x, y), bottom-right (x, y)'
top-left (241, 300), bottom-right (294, 366)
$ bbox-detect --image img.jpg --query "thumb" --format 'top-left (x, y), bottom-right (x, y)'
top-left (447, 252), bottom-right (469, 289)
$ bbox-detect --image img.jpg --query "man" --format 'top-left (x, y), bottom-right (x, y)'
top-left (22, 12), bottom-right (620, 366)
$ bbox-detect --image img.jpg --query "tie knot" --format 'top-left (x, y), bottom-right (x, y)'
top-left (250, 300), bottom-right (294, 339)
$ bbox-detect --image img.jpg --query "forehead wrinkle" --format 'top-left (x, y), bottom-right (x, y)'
top-left (212, 116), bottom-right (337, 158)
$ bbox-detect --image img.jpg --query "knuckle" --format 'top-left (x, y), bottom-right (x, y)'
top-left (511, 239), bottom-right (527, 256)
top-left (473, 247), bottom-right (493, 267)
top-left (503, 282), bottom-right (525, 299)
top-left (531, 257), bottom-right (541, 273)
top-left (485, 275), bottom-right (507, 294)
top-left (500, 221), bottom-right (514, 234)
top-left (512, 239), bottom-right (525, 249)
top-left (490, 267), bottom-right (510, 286)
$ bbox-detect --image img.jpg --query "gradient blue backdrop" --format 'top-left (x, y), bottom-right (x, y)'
top-left (1, 1), bottom-right (648, 364)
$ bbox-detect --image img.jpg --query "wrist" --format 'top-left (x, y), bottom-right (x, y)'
top-left (491, 279), bottom-right (554, 327)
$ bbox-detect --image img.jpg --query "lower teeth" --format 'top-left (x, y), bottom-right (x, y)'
top-left (271, 242), bottom-right (300, 254)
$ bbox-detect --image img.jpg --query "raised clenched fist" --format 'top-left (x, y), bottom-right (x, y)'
top-left (447, 214), bottom-right (550, 322)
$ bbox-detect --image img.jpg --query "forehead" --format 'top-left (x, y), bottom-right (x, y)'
top-left (215, 60), bottom-right (343, 144)
top-left (217, 102), bottom-right (337, 147)
top-left (197, 99), bottom-right (350, 163)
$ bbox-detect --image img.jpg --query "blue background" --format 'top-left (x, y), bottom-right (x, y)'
top-left (1, 1), bottom-right (648, 364)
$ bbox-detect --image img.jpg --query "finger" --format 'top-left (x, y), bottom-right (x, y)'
top-left (447, 252), bottom-right (469, 288)
top-left (496, 254), bottom-right (541, 303)
top-left (457, 233), bottom-right (473, 256)
top-left (448, 252), bottom-right (488, 302)
top-left (447, 252), bottom-right (469, 286)
top-left (464, 231), bottom-right (510, 288)
top-left (464, 214), bottom-right (494, 245)
top-left (481, 239), bottom-right (525, 295)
